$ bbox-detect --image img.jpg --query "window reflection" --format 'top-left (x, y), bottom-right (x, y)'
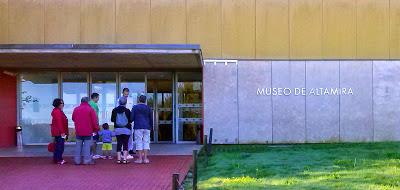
top-left (62, 72), bottom-right (88, 141)
top-left (120, 72), bottom-right (145, 109)
top-left (91, 72), bottom-right (116, 128)
top-left (177, 72), bottom-right (203, 142)
top-left (21, 72), bottom-right (58, 144)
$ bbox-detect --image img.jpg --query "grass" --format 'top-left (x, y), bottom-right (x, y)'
top-left (185, 142), bottom-right (400, 190)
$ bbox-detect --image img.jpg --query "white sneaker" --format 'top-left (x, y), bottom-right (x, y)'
top-left (92, 155), bottom-right (101, 159)
top-left (127, 155), bottom-right (134, 160)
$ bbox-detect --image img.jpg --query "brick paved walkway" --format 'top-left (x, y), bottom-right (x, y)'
top-left (0, 156), bottom-right (192, 190)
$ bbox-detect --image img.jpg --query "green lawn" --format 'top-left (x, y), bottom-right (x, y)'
top-left (190, 142), bottom-right (400, 190)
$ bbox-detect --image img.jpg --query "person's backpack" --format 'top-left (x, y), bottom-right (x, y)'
top-left (116, 112), bottom-right (128, 128)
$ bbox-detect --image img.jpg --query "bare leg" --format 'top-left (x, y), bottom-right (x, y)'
top-left (123, 150), bottom-right (128, 160)
top-left (90, 143), bottom-right (95, 156)
top-left (94, 143), bottom-right (97, 155)
top-left (117, 151), bottom-right (122, 161)
top-left (135, 150), bottom-right (143, 163)
top-left (144, 149), bottom-right (149, 163)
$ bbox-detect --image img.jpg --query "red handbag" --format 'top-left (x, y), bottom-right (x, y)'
top-left (48, 142), bottom-right (55, 152)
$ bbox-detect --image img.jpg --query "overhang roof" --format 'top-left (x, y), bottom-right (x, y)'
top-left (0, 44), bottom-right (202, 70)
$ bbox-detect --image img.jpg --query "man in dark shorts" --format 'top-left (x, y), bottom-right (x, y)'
top-left (89, 93), bottom-right (101, 159)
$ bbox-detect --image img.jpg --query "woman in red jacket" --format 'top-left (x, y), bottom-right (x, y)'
top-left (51, 98), bottom-right (68, 165)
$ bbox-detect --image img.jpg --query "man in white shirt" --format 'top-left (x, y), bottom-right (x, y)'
top-left (118, 88), bottom-right (135, 159)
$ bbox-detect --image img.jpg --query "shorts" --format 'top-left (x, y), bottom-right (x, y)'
top-left (135, 129), bottom-right (150, 151)
top-left (102, 143), bottom-right (112, 151)
top-left (116, 135), bottom-right (129, 152)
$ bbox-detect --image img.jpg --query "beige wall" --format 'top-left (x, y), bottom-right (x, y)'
top-left (0, 0), bottom-right (397, 59)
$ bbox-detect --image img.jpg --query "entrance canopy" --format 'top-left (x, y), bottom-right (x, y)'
top-left (0, 44), bottom-right (202, 70)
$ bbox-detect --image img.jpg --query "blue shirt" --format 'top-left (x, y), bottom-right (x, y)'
top-left (131, 103), bottom-right (153, 130)
top-left (114, 128), bottom-right (131, 136)
top-left (98, 129), bottom-right (115, 143)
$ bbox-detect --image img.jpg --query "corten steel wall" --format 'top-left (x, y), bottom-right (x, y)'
top-left (0, 71), bottom-right (17, 147)
top-left (0, 0), bottom-right (399, 59)
top-left (204, 60), bottom-right (400, 144)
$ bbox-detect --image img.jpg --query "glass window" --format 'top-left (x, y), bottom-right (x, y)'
top-left (62, 72), bottom-right (88, 141)
top-left (91, 72), bottom-right (117, 128)
top-left (20, 72), bottom-right (59, 144)
top-left (120, 72), bottom-right (146, 109)
top-left (177, 72), bottom-right (203, 142)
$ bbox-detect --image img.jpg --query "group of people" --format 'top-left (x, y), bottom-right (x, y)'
top-left (50, 88), bottom-right (153, 165)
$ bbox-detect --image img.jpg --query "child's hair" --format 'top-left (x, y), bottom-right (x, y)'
top-left (102, 123), bottom-right (109, 130)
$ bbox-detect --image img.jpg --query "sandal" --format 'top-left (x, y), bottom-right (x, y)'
top-left (58, 160), bottom-right (67, 165)
top-left (122, 160), bottom-right (129, 164)
top-left (116, 160), bottom-right (122, 164)
top-left (143, 159), bottom-right (150, 164)
top-left (134, 159), bottom-right (143, 164)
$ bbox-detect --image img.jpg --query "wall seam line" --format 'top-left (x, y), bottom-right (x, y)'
top-left (254, 0), bottom-right (256, 59)
top-left (338, 61), bottom-right (341, 142)
top-left (150, 0), bottom-right (152, 44)
top-left (389, 0), bottom-right (391, 59)
top-left (304, 61), bottom-right (307, 143)
top-left (114, 0), bottom-right (116, 44)
top-left (7, 0), bottom-right (9, 43)
top-left (80, 0), bottom-right (82, 43)
top-left (220, 0), bottom-right (223, 58)
top-left (355, 0), bottom-right (358, 58)
top-left (288, 0), bottom-right (291, 59)
top-left (271, 61), bottom-right (274, 144)
top-left (321, 0), bottom-right (323, 58)
top-left (185, 0), bottom-right (188, 44)
top-left (236, 61), bottom-right (239, 144)
top-left (43, 0), bottom-right (45, 44)
top-left (372, 61), bottom-right (375, 142)
top-left (113, 0), bottom-right (117, 44)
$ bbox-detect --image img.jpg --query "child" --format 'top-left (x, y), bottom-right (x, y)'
top-left (98, 123), bottom-right (115, 159)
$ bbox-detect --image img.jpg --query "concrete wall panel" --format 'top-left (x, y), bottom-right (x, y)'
top-left (203, 62), bottom-right (238, 144)
top-left (272, 61), bottom-right (306, 143)
top-left (305, 61), bottom-right (340, 142)
top-left (373, 61), bottom-right (400, 141)
top-left (339, 61), bottom-right (373, 142)
top-left (238, 61), bottom-right (272, 143)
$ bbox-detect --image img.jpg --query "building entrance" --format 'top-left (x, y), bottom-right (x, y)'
top-left (19, 72), bottom-right (202, 145)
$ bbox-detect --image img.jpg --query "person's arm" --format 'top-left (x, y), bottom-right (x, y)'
top-left (54, 110), bottom-right (66, 136)
top-left (130, 106), bottom-right (135, 122)
top-left (91, 109), bottom-right (99, 133)
top-left (111, 109), bottom-right (116, 123)
top-left (148, 107), bottom-right (153, 130)
top-left (126, 109), bottom-right (132, 123)
top-left (125, 109), bottom-right (132, 129)
top-left (72, 108), bottom-right (76, 122)
top-left (63, 113), bottom-right (69, 135)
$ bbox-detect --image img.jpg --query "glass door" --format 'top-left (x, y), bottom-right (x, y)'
top-left (176, 72), bottom-right (203, 143)
top-left (147, 72), bottom-right (173, 143)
